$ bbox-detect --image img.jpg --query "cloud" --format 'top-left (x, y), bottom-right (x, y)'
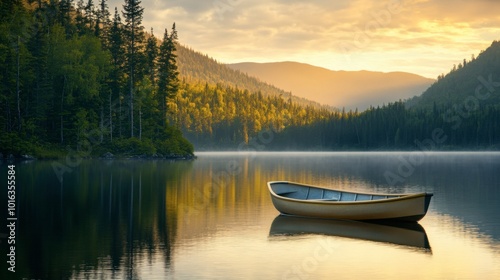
top-left (106, 0), bottom-right (500, 78)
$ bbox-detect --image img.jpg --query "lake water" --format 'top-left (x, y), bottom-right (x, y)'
top-left (1, 152), bottom-right (500, 279)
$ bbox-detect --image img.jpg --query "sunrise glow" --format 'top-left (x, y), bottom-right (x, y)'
top-left (106, 0), bottom-right (500, 79)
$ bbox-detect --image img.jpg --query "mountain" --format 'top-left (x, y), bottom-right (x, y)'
top-left (176, 45), bottom-right (332, 110)
top-left (227, 62), bottom-right (434, 111)
top-left (269, 41), bottom-right (500, 150)
top-left (408, 40), bottom-right (500, 110)
top-left (168, 45), bottom-right (335, 148)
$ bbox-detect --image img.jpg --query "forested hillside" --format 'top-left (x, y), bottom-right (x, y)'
top-left (169, 82), bottom-right (332, 149)
top-left (176, 45), bottom-right (332, 110)
top-left (408, 41), bottom-right (500, 110)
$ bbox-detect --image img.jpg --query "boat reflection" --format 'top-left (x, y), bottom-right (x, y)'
top-left (269, 215), bottom-right (431, 252)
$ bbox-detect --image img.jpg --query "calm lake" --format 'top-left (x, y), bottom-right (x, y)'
top-left (1, 152), bottom-right (500, 279)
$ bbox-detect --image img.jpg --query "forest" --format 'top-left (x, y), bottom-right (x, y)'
top-left (168, 39), bottom-right (500, 150)
top-left (270, 101), bottom-right (500, 150)
top-left (170, 82), bottom-right (332, 148)
top-left (0, 0), bottom-right (193, 158)
top-left (1, 1), bottom-right (499, 156)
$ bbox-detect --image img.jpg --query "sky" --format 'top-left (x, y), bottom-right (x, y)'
top-left (108, 0), bottom-right (500, 79)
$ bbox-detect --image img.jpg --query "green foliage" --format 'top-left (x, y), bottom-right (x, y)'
top-left (0, 132), bottom-right (33, 156)
top-left (0, 131), bottom-right (66, 159)
top-left (170, 82), bottom-right (332, 148)
top-left (112, 137), bottom-right (156, 155)
top-left (155, 126), bottom-right (194, 155)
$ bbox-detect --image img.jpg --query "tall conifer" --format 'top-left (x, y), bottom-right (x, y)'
top-left (145, 28), bottom-right (158, 87)
top-left (95, 0), bottom-right (111, 41)
top-left (122, 0), bottom-right (144, 137)
top-left (157, 23), bottom-right (179, 128)
top-left (108, 7), bottom-right (125, 139)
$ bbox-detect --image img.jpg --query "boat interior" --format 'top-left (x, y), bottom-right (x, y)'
top-left (270, 182), bottom-right (401, 202)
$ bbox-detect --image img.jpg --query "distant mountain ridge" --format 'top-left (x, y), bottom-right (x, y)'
top-left (176, 45), bottom-right (333, 110)
top-left (227, 62), bottom-right (434, 111)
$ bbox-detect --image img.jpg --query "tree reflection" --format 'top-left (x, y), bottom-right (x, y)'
top-left (9, 160), bottom-right (192, 280)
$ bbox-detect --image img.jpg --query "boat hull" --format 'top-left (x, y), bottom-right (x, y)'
top-left (268, 181), bottom-right (432, 221)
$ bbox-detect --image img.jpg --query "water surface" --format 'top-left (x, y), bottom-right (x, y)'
top-left (1, 152), bottom-right (499, 279)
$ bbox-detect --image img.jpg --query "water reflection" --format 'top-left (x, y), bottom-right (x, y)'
top-left (201, 152), bottom-right (500, 241)
top-left (0, 160), bottom-right (192, 280)
top-left (1, 152), bottom-right (500, 279)
top-left (269, 215), bottom-right (431, 251)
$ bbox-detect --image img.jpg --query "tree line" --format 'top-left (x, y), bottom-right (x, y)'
top-left (0, 0), bottom-right (193, 157)
top-left (270, 101), bottom-right (500, 150)
top-left (170, 82), bottom-right (332, 148)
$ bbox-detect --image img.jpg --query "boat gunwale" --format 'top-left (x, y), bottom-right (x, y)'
top-left (268, 181), bottom-right (433, 206)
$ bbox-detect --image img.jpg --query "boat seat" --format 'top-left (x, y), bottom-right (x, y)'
top-left (310, 198), bottom-right (339, 201)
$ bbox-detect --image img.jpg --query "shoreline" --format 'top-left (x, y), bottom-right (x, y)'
top-left (0, 152), bottom-right (197, 162)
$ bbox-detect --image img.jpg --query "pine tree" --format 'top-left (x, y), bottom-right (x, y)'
top-left (95, 0), bottom-right (111, 42)
top-left (108, 7), bottom-right (125, 139)
top-left (167, 23), bottom-right (179, 96)
top-left (145, 28), bottom-right (158, 87)
top-left (157, 23), bottom-right (179, 128)
top-left (122, 0), bottom-right (145, 138)
top-left (75, 0), bottom-right (87, 35)
top-left (85, 0), bottom-right (96, 32)
top-left (58, 0), bottom-right (74, 36)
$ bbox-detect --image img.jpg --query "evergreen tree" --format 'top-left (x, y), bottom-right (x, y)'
top-left (0, 0), bottom-right (32, 133)
top-left (85, 0), bottom-right (96, 32)
top-left (145, 27), bottom-right (158, 87)
top-left (95, 0), bottom-right (111, 42)
top-left (122, 0), bottom-right (145, 138)
top-left (108, 7), bottom-right (125, 139)
top-left (75, 0), bottom-right (87, 35)
top-left (157, 23), bottom-right (179, 128)
top-left (167, 23), bottom-right (179, 97)
top-left (58, 0), bottom-right (74, 36)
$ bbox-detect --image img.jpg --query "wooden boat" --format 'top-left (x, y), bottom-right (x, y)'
top-left (269, 215), bottom-right (431, 251)
top-left (268, 181), bottom-right (433, 221)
